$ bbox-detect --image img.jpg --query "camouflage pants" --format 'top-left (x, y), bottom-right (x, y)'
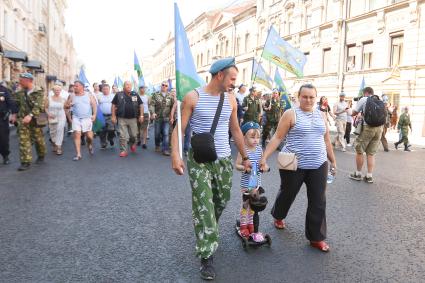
top-left (187, 150), bottom-right (233, 259)
top-left (18, 121), bottom-right (46, 163)
top-left (262, 121), bottom-right (278, 144)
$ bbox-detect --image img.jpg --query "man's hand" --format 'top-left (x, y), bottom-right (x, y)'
top-left (9, 114), bottom-right (17, 124)
top-left (138, 116), bottom-right (144, 124)
top-left (111, 116), bottom-right (117, 124)
top-left (242, 159), bottom-right (252, 173)
top-left (170, 117), bottom-right (174, 124)
top-left (172, 155), bottom-right (185, 175)
top-left (91, 114), bottom-right (96, 122)
top-left (22, 115), bottom-right (32, 125)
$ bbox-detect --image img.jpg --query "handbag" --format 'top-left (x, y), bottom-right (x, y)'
top-left (277, 108), bottom-right (297, 171)
top-left (190, 92), bottom-right (224, 163)
top-left (277, 152), bottom-right (298, 171)
top-left (24, 92), bottom-right (48, 128)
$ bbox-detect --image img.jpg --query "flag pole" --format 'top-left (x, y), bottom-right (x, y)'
top-left (177, 100), bottom-right (183, 159)
top-left (251, 25), bottom-right (272, 88)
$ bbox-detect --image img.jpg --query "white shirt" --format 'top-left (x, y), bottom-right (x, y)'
top-left (236, 91), bottom-right (246, 106)
top-left (97, 93), bottom-right (114, 115)
top-left (139, 94), bottom-right (149, 114)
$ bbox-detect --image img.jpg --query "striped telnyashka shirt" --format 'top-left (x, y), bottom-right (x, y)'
top-left (281, 107), bottom-right (327, 169)
top-left (190, 87), bottom-right (232, 159)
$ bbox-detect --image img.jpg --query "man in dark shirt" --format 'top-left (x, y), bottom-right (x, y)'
top-left (111, 81), bottom-right (144, 157)
top-left (0, 82), bottom-right (18, 164)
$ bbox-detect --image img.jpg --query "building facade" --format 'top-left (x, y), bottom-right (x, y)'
top-left (0, 0), bottom-right (77, 90)
top-left (151, 0), bottom-right (425, 137)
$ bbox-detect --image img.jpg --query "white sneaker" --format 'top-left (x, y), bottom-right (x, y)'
top-left (347, 143), bottom-right (352, 147)
top-left (342, 148), bottom-right (346, 152)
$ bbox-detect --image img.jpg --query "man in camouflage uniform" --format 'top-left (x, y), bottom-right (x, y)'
top-left (242, 86), bottom-right (261, 124)
top-left (11, 73), bottom-right (47, 171)
top-left (394, 106), bottom-right (412, 152)
top-left (149, 80), bottom-right (174, 156)
top-left (171, 58), bottom-right (251, 280)
top-left (262, 89), bottom-right (281, 148)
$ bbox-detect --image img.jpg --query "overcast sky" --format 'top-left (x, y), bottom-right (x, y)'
top-left (65, 0), bottom-right (237, 84)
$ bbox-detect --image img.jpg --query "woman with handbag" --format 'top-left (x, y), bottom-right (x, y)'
top-left (260, 84), bottom-right (337, 252)
top-left (46, 84), bottom-right (67, 155)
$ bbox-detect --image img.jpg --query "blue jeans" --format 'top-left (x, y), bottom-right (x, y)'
top-left (184, 124), bottom-right (191, 152)
top-left (154, 119), bottom-right (170, 151)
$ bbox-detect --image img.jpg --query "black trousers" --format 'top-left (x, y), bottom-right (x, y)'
top-left (0, 118), bottom-right (10, 158)
top-left (344, 122), bottom-right (352, 144)
top-left (271, 162), bottom-right (328, 241)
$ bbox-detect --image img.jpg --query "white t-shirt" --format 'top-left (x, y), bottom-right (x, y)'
top-left (236, 91), bottom-right (246, 106)
top-left (97, 93), bottom-right (115, 115)
top-left (334, 100), bottom-right (348, 121)
top-left (139, 94), bottom-right (149, 114)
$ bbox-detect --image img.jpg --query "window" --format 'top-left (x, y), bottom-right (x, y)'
top-left (288, 21), bottom-right (293, 35)
top-left (390, 34), bottom-right (404, 66)
top-left (3, 10), bottom-right (8, 38)
top-left (362, 41), bottom-right (373, 70)
top-left (220, 41), bottom-right (224, 56)
top-left (305, 14), bottom-right (312, 29)
top-left (200, 53), bottom-right (203, 66)
top-left (225, 40), bottom-right (229, 56)
top-left (323, 48), bottom-right (332, 73)
top-left (242, 68), bottom-right (246, 84)
top-left (346, 45), bottom-right (356, 71)
top-left (245, 33), bottom-right (250, 53)
top-left (215, 44), bottom-right (219, 56)
top-left (236, 37), bottom-right (240, 55)
top-left (207, 50), bottom-right (210, 63)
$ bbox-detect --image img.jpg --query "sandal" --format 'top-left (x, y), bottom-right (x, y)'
top-left (56, 148), bottom-right (63, 155)
top-left (88, 145), bottom-right (94, 155)
top-left (274, 219), bottom-right (286, 229)
top-left (310, 241), bottom-right (330, 252)
top-left (72, 156), bottom-right (82, 161)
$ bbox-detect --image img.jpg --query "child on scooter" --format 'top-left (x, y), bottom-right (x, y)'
top-left (235, 121), bottom-right (269, 238)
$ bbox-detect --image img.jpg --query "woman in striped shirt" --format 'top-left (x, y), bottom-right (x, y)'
top-left (260, 84), bottom-right (337, 252)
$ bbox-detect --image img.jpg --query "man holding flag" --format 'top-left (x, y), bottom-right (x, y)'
top-left (171, 57), bottom-right (251, 280)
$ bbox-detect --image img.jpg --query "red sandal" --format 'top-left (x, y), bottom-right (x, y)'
top-left (274, 219), bottom-right (286, 229)
top-left (310, 241), bottom-right (330, 252)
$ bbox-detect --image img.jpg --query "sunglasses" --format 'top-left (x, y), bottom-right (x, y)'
top-left (162, 84), bottom-right (168, 87)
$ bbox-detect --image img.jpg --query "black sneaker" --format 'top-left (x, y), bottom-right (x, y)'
top-left (101, 144), bottom-right (107, 150)
top-left (35, 157), bottom-right (45, 164)
top-left (142, 144), bottom-right (147, 149)
top-left (109, 139), bottom-right (114, 146)
top-left (200, 257), bottom-right (215, 280)
top-left (349, 172), bottom-right (362, 181)
top-left (137, 141), bottom-right (141, 146)
top-left (363, 176), bottom-right (374, 183)
top-left (18, 163), bottom-right (31, 171)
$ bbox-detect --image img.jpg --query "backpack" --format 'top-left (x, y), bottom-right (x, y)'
top-left (364, 95), bottom-right (387, 127)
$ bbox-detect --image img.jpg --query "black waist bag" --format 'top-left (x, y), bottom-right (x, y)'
top-left (190, 92), bottom-right (224, 163)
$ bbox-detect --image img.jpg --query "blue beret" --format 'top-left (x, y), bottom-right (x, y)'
top-left (19, 72), bottom-right (34, 80)
top-left (209, 57), bottom-right (236, 74)
top-left (241, 121), bottom-right (260, 135)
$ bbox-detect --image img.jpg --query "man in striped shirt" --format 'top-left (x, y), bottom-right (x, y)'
top-left (171, 57), bottom-right (251, 280)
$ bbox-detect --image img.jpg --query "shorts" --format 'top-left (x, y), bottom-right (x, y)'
top-left (354, 125), bottom-right (383, 155)
top-left (139, 113), bottom-right (150, 129)
top-left (72, 117), bottom-right (93, 133)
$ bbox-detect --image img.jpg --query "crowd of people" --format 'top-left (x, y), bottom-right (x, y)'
top-left (0, 57), bottom-right (415, 280)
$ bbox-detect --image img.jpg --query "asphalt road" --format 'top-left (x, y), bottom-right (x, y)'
top-left (1, 127), bottom-right (424, 282)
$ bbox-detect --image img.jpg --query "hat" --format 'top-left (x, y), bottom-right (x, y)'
top-left (19, 73), bottom-right (34, 80)
top-left (239, 84), bottom-right (245, 89)
top-left (339, 92), bottom-right (346, 96)
top-left (139, 85), bottom-right (146, 89)
top-left (74, 80), bottom-right (84, 86)
top-left (209, 57), bottom-right (236, 74)
top-left (241, 121), bottom-right (260, 135)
